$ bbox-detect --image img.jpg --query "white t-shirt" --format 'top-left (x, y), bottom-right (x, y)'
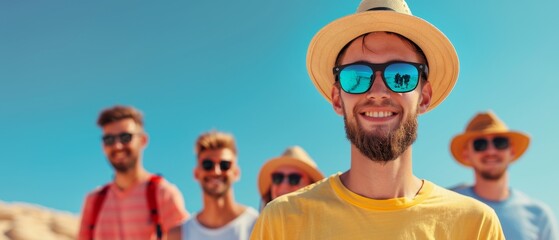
top-left (182, 207), bottom-right (259, 240)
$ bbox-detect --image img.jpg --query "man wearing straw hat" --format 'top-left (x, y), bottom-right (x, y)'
top-left (257, 146), bottom-right (324, 209)
top-left (451, 111), bottom-right (558, 240)
top-left (250, 0), bottom-right (504, 239)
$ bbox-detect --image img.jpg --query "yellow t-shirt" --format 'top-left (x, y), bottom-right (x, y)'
top-left (251, 173), bottom-right (504, 240)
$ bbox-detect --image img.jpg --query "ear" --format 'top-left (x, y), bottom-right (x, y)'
top-left (332, 86), bottom-right (344, 116)
top-left (140, 133), bottom-right (149, 148)
top-left (194, 163), bottom-right (201, 181)
top-left (461, 144), bottom-right (473, 165)
top-left (509, 142), bottom-right (516, 158)
top-left (417, 81), bottom-right (432, 114)
top-left (232, 164), bottom-right (241, 182)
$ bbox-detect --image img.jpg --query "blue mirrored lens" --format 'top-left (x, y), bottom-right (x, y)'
top-left (384, 63), bottom-right (419, 93)
top-left (339, 65), bottom-right (373, 94)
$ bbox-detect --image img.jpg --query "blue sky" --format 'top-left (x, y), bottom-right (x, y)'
top-left (1, 0), bottom-right (558, 222)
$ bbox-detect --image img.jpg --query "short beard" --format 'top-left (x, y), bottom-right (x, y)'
top-left (477, 168), bottom-right (507, 181)
top-left (201, 177), bottom-right (231, 198)
top-left (343, 100), bottom-right (418, 163)
top-left (109, 149), bottom-right (138, 173)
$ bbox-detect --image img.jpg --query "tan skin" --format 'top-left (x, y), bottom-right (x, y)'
top-left (101, 118), bottom-right (150, 190)
top-left (461, 134), bottom-right (516, 201)
top-left (332, 32), bottom-right (432, 200)
top-left (168, 148), bottom-right (246, 240)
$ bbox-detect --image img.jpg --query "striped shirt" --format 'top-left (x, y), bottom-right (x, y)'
top-left (78, 176), bottom-right (189, 240)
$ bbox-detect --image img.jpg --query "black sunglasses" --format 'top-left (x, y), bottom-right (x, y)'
top-left (271, 173), bottom-right (303, 186)
top-left (102, 132), bottom-right (135, 146)
top-left (333, 61), bottom-right (428, 94)
top-left (201, 159), bottom-right (232, 172)
top-left (473, 137), bottom-right (509, 152)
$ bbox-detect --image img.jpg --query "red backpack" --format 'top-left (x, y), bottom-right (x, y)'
top-left (86, 175), bottom-right (163, 240)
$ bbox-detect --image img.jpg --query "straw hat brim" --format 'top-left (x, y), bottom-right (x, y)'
top-left (307, 11), bottom-right (459, 112)
top-left (450, 130), bottom-right (530, 167)
top-left (258, 157), bottom-right (325, 197)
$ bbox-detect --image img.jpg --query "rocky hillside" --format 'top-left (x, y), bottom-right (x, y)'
top-left (0, 201), bottom-right (78, 240)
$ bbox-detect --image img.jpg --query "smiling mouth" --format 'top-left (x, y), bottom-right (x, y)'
top-left (362, 111), bottom-right (395, 118)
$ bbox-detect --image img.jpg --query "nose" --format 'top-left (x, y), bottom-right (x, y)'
top-left (365, 71), bottom-right (390, 99)
top-left (210, 165), bottom-right (223, 175)
top-left (112, 141), bottom-right (125, 150)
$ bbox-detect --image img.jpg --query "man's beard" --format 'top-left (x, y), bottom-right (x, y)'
top-left (343, 100), bottom-right (418, 162)
top-left (108, 148), bottom-right (138, 173)
top-left (201, 176), bottom-right (231, 198)
top-left (478, 170), bottom-right (506, 181)
top-left (475, 158), bottom-right (508, 181)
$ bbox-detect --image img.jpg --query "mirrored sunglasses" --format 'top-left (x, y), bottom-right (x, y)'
top-left (201, 159), bottom-right (232, 171)
top-left (473, 137), bottom-right (509, 152)
top-left (102, 132), bottom-right (134, 146)
top-left (271, 173), bottom-right (302, 186)
top-left (333, 61), bottom-right (427, 94)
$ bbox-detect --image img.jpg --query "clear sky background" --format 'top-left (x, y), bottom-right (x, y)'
top-left (1, 0), bottom-right (558, 221)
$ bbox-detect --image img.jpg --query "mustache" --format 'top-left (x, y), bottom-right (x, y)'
top-left (481, 155), bottom-right (503, 162)
top-left (354, 99), bottom-right (401, 112)
top-left (110, 149), bottom-right (131, 158)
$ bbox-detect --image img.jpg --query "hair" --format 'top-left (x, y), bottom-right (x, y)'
top-left (334, 31), bottom-right (429, 86)
top-left (97, 105), bottom-right (144, 127)
top-left (194, 131), bottom-right (237, 156)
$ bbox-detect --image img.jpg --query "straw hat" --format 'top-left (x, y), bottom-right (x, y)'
top-left (450, 111), bottom-right (530, 167)
top-left (258, 146), bottom-right (324, 198)
top-left (307, 0), bottom-right (459, 113)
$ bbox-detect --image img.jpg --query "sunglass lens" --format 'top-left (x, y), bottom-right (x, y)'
top-left (339, 64), bottom-right (373, 94)
top-left (102, 135), bottom-right (115, 145)
top-left (201, 160), bottom-right (214, 171)
top-left (119, 133), bottom-right (133, 144)
top-left (220, 161), bottom-right (232, 171)
top-left (384, 63), bottom-right (419, 93)
top-left (287, 174), bottom-right (302, 186)
top-left (493, 137), bottom-right (509, 150)
top-left (473, 138), bottom-right (488, 152)
top-left (271, 173), bottom-right (284, 185)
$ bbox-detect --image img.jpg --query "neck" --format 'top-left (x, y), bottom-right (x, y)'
top-left (473, 171), bottom-right (510, 201)
top-left (341, 144), bottom-right (422, 199)
top-left (113, 164), bottom-right (149, 191)
top-left (197, 189), bottom-right (246, 228)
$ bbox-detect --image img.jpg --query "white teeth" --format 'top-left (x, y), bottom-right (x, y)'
top-left (364, 111), bottom-right (393, 117)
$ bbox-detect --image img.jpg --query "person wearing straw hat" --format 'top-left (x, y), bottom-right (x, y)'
top-left (251, 0), bottom-right (504, 239)
top-left (169, 131), bottom-right (258, 240)
top-left (257, 146), bottom-right (324, 208)
top-left (450, 111), bottom-right (558, 240)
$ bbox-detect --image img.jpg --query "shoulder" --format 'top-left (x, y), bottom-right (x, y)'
top-left (509, 189), bottom-right (556, 217)
top-left (262, 175), bottom-right (334, 215)
top-left (84, 183), bottom-right (112, 200)
top-left (449, 183), bottom-right (473, 194)
top-left (242, 207), bottom-right (259, 219)
top-left (429, 183), bottom-right (497, 216)
top-left (153, 176), bottom-right (182, 195)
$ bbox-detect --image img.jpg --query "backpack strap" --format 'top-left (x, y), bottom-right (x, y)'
top-left (147, 175), bottom-right (163, 240)
top-left (88, 184), bottom-right (111, 240)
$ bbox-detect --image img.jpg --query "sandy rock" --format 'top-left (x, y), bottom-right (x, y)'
top-left (0, 201), bottom-right (78, 240)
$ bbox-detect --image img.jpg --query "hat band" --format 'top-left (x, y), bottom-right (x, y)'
top-left (367, 7), bottom-right (395, 11)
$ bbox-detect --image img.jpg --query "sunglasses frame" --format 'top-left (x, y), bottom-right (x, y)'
top-left (102, 132), bottom-right (136, 146)
top-left (333, 61), bottom-right (428, 94)
top-left (200, 159), bottom-right (233, 172)
top-left (271, 172), bottom-right (303, 186)
top-left (472, 137), bottom-right (510, 152)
